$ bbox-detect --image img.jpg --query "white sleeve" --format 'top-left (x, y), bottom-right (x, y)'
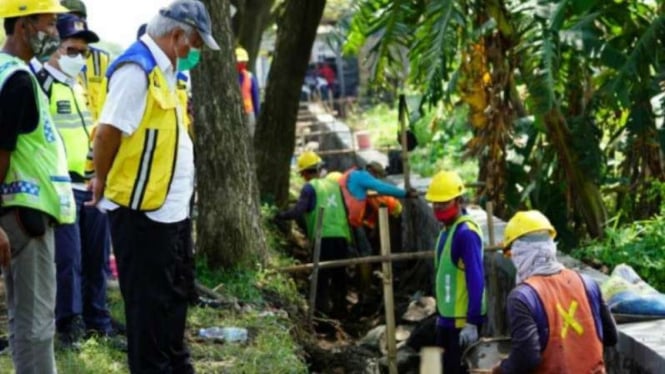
top-left (98, 63), bottom-right (148, 135)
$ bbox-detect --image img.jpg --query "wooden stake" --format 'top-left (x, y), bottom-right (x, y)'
top-left (308, 206), bottom-right (325, 321)
top-left (379, 207), bottom-right (398, 374)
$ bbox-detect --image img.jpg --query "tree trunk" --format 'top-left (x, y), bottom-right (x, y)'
top-left (254, 0), bottom-right (327, 206)
top-left (236, 0), bottom-right (275, 72)
top-left (193, 0), bottom-right (268, 268)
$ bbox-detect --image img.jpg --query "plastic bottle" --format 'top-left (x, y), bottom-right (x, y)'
top-left (198, 327), bottom-right (248, 343)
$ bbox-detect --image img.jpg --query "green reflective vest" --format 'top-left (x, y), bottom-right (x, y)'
top-left (43, 75), bottom-right (93, 179)
top-left (305, 178), bottom-right (351, 242)
top-left (0, 53), bottom-right (75, 224)
top-left (434, 215), bottom-right (487, 326)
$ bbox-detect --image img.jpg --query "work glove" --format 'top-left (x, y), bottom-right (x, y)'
top-left (459, 323), bottom-right (479, 347)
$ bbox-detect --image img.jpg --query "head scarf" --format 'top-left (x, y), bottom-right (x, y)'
top-left (510, 233), bottom-right (564, 284)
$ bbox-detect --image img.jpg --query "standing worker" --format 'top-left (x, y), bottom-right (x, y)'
top-left (339, 161), bottom-right (416, 253)
top-left (88, 0), bottom-right (220, 372)
top-left (60, 0), bottom-right (110, 122)
top-left (0, 0), bottom-right (75, 372)
top-left (425, 170), bottom-right (486, 374)
top-left (35, 13), bottom-right (117, 347)
top-left (277, 152), bottom-right (352, 317)
top-left (492, 210), bottom-right (618, 373)
top-left (236, 46), bottom-right (260, 136)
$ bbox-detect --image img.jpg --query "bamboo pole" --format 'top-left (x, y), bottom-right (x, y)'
top-left (379, 207), bottom-right (398, 374)
top-left (276, 245), bottom-right (504, 273)
top-left (308, 206), bottom-right (325, 321)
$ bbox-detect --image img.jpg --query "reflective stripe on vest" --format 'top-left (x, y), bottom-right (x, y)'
top-left (48, 80), bottom-right (93, 178)
top-left (103, 41), bottom-right (181, 211)
top-left (0, 53), bottom-right (75, 224)
top-left (524, 269), bottom-right (605, 374)
top-left (339, 168), bottom-right (366, 228)
top-left (434, 215), bottom-right (487, 327)
top-left (240, 70), bottom-right (253, 114)
top-left (80, 47), bottom-right (110, 122)
top-left (305, 179), bottom-right (351, 242)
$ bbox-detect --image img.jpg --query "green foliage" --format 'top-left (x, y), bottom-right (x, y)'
top-left (572, 214), bottom-right (665, 292)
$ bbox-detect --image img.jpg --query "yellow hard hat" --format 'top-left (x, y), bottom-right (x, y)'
top-left (504, 210), bottom-right (557, 248)
top-left (235, 47), bottom-right (249, 62)
top-left (0, 0), bottom-right (69, 18)
top-left (297, 151), bottom-right (322, 172)
top-left (326, 171), bottom-right (343, 182)
top-left (425, 170), bottom-right (466, 202)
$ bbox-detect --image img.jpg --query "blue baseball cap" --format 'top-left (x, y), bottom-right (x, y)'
top-left (159, 0), bottom-right (220, 50)
top-left (57, 14), bottom-right (99, 43)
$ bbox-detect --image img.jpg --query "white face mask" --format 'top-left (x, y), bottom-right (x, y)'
top-left (59, 53), bottom-right (86, 78)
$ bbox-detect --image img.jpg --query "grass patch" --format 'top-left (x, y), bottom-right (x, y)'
top-left (0, 252), bottom-right (308, 373)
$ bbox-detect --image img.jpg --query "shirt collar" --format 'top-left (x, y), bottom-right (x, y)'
top-left (140, 34), bottom-right (174, 75)
top-left (44, 62), bottom-right (76, 86)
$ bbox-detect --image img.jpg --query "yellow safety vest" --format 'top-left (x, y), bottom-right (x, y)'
top-left (0, 53), bottom-right (75, 224)
top-left (80, 47), bottom-right (110, 123)
top-left (39, 73), bottom-right (93, 180)
top-left (103, 41), bottom-right (184, 211)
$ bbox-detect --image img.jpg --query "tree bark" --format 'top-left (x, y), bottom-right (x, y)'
top-left (193, 0), bottom-right (268, 268)
top-left (236, 0), bottom-right (275, 72)
top-left (254, 0), bottom-right (327, 206)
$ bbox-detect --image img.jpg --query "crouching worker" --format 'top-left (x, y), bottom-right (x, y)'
top-left (425, 170), bottom-right (486, 374)
top-left (277, 152), bottom-right (352, 317)
top-left (492, 210), bottom-right (618, 373)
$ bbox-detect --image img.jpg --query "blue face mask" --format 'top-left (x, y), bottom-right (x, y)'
top-left (177, 48), bottom-right (201, 71)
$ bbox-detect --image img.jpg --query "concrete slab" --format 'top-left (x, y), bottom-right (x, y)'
top-left (606, 320), bottom-right (665, 373)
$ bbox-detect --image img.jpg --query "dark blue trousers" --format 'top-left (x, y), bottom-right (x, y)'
top-left (436, 325), bottom-right (468, 374)
top-left (55, 188), bottom-right (112, 333)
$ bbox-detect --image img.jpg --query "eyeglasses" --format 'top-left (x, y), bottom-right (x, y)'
top-left (61, 46), bottom-right (91, 58)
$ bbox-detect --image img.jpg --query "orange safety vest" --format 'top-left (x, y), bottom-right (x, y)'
top-left (364, 195), bottom-right (402, 229)
top-left (239, 69), bottom-right (254, 114)
top-left (339, 168), bottom-right (366, 228)
top-left (524, 269), bottom-right (605, 374)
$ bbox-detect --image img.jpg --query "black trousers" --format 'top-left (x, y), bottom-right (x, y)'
top-left (316, 237), bottom-right (348, 315)
top-left (436, 325), bottom-right (467, 374)
top-left (109, 208), bottom-right (194, 374)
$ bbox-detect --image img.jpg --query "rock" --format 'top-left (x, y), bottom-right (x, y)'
top-left (358, 325), bottom-right (385, 351)
top-left (405, 314), bottom-right (437, 351)
top-left (402, 296), bottom-right (436, 322)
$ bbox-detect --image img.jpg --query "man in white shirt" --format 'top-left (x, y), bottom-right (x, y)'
top-left (88, 0), bottom-right (219, 372)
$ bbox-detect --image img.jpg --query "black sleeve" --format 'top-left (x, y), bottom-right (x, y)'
top-left (0, 71), bottom-right (39, 151)
top-left (500, 291), bottom-right (542, 373)
top-left (600, 298), bottom-right (619, 346)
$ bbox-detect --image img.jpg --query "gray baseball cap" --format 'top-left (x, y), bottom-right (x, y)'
top-left (160, 0), bottom-right (220, 50)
